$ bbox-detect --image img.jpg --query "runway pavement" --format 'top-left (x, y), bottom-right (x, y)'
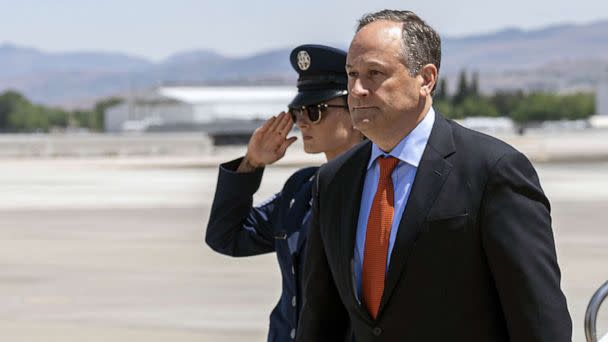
top-left (0, 153), bottom-right (607, 341)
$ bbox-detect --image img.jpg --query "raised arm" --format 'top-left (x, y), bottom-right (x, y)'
top-left (205, 112), bottom-right (297, 257)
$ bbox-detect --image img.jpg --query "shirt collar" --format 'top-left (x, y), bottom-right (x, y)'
top-left (367, 107), bottom-right (435, 170)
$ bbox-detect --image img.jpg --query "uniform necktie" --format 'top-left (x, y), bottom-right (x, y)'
top-left (362, 156), bottom-right (399, 319)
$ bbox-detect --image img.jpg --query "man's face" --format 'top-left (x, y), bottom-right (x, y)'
top-left (346, 20), bottom-right (424, 142)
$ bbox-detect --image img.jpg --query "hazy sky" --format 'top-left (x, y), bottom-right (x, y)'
top-left (1, 0), bottom-right (606, 61)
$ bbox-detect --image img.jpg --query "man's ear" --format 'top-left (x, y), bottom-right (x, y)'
top-left (419, 64), bottom-right (438, 96)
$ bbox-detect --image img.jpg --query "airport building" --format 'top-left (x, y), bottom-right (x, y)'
top-left (105, 85), bottom-right (296, 134)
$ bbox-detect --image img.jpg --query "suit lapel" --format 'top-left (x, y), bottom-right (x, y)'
top-left (334, 141), bottom-right (371, 317)
top-left (378, 114), bottom-right (456, 315)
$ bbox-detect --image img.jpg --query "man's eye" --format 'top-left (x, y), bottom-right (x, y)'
top-left (369, 70), bottom-right (381, 76)
top-left (347, 71), bottom-right (358, 77)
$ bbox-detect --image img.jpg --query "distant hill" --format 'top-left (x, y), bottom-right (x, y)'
top-left (0, 43), bottom-right (151, 77)
top-left (441, 20), bottom-right (608, 73)
top-left (1, 19), bottom-right (607, 107)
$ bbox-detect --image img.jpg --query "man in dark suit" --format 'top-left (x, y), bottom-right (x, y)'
top-left (296, 10), bottom-right (572, 342)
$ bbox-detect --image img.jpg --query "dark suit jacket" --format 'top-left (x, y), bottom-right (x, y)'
top-left (296, 113), bottom-right (572, 342)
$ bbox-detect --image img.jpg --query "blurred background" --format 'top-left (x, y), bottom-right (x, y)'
top-left (0, 0), bottom-right (607, 341)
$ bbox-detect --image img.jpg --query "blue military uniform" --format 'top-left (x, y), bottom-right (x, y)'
top-left (205, 44), bottom-right (348, 342)
top-left (206, 158), bottom-right (317, 340)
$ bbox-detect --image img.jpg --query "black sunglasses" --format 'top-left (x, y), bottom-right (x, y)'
top-left (288, 103), bottom-right (349, 124)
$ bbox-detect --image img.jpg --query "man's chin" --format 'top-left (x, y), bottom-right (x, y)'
top-left (352, 116), bottom-right (374, 133)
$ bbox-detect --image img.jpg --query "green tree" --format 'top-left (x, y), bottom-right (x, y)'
top-left (47, 108), bottom-right (69, 128)
top-left (0, 91), bottom-right (30, 131)
top-left (434, 78), bottom-right (449, 102)
top-left (452, 96), bottom-right (499, 119)
top-left (453, 70), bottom-right (469, 105)
top-left (559, 93), bottom-right (595, 120)
top-left (0, 90), bottom-right (75, 132)
top-left (434, 99), bottom-right (454, 118)
top-left (468, 71), bottom-right (479, 98)
top-left (92, 97), bottom-right (123, 132)
top-left (509, 92), bottom-right (595, 125)
top-left (491, 90), bottom-right (524, 117)
top-left (71, 110), bottom-right (93, 129)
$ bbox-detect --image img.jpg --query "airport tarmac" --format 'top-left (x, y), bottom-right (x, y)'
top-left (0, 153), bottom-right (607, 341)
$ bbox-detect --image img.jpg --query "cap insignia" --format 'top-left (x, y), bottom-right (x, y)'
top-left (297, 50), bottom-right (311, 70)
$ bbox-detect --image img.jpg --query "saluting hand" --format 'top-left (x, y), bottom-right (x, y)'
top-left (237, 112), bottom-right (297, 173)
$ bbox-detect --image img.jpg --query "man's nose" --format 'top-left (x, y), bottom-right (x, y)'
top-left (349, 78), bottom-right (369, 97)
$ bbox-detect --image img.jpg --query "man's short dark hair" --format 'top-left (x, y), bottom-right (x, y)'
top-left (357, 10), bottom-right (441, 79)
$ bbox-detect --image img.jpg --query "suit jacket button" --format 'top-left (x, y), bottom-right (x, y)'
top-left (372, 327), bottom-right (382, 336)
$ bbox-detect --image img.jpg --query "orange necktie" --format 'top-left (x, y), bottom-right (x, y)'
top-left (362, 156), bottom-right (399, 319)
